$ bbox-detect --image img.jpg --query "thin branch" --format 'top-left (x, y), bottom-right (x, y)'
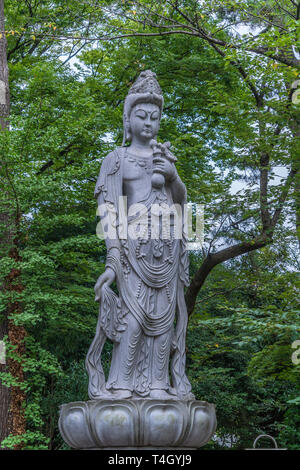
top-left (196, 283), bottom-right (250, 304)
top-left (36, 160), bottom-right (53, 175)
top-left (207, 214), bottom-right (230, 254)
top-left (132, 0), bottom-right (198, 32)
top-left (60, 40), bottom-right (88, 67)
top-left (185, 231), bottom-right (272, 316)
top-left (208, 40), bottom-right (263, 108)
top-left (166, 0), bottom-right (198, 29)
top-left (274, 0), bottom-right (297, 19)
top-left (3, 23), bottom-right (298, 67)
top-left (239, 9), bottom-right (289, 32)
top-left (271, 168), bottom-right (298, 227)
top-left (230, 210), bottom-right (261, 229)
top-left (0, 30), bottom-right (199, 41)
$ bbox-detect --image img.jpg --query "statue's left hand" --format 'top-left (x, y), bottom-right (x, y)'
top-left (94, 267), bottom-right (116, 302)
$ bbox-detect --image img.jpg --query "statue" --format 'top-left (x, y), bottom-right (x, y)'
top-left (85, 70), bottom-right (194, 401)
top-left (59, 71), bottom-right (216, 450)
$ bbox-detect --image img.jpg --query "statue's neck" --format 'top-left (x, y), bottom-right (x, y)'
top-left (127, 143), bottom-right (153, 159)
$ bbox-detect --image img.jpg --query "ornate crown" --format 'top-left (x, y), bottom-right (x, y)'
top-left (122, 70), bottom-right (164, 145)
top-left (128, 70), bottom-right (162, 96)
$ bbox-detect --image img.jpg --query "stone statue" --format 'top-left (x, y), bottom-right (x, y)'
top-left (59, 71), bottom-right (216, 449)
top-left (85, 70), bottom-right (194, 401)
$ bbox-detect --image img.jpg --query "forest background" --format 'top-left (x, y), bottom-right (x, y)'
top-left (0, 0), bottom-right (299, 450)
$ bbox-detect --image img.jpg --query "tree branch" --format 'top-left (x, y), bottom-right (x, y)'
top-left (185, 160), bottom-right (298, 317)
top-left (271, 168), bottom-right (298, 228)
top-left (207, 41), bottom-right (264, 107)
top-left (185, 232), bottom-right (272, 316)
top-left (259, 152), bottom-right (272, 230)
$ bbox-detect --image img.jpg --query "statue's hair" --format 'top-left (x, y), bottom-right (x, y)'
top-left (122, 70), bottom-right (164, 146)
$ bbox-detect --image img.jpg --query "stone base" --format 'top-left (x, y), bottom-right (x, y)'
top-left (59, 399), bottom-right (217, 449)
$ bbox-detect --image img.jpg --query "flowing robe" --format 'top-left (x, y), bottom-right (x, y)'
top-left (86, 147), bottom-right (193, 399)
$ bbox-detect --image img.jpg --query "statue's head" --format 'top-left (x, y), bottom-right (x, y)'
top-left (122, 70), bottom-right (164, 145)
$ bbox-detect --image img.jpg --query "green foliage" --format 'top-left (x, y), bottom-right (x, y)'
top-left (0, 0), bottom-right (299, 450)
top-left (187, 249), bottom-right (300, 449)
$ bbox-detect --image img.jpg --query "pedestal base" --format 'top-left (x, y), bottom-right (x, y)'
top-left (59, 399), bottom-right (217, 449)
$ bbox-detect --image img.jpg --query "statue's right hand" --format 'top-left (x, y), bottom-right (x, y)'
top-left (94, 267), bottom-right (116, 302)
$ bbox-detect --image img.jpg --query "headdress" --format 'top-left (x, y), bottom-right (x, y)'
top-left (122, 70), bottom-right (164, 145)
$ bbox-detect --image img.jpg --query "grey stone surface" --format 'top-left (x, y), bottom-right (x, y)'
top-left (59, 400), bottom-right (217, 449)
top-left (86, 70), bottom-right (194, 401)
top-left (59, 70), bottom-right (217, 450)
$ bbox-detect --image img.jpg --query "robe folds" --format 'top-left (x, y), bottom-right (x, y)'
top-left (86, 147), bottom-right (193, 399)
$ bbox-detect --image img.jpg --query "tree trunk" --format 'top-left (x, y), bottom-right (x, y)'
top-left (0, 319), bottom-right (11, 445)
top-left (0, 0), bottom-right (12, 446)
top-left (0, 0), bottom-right (9, 129)
top-left (0, 0), bottom-right (26, 448)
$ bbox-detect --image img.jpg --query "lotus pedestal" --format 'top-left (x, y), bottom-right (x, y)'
top-left (59, 399), bottom-right (216, 450)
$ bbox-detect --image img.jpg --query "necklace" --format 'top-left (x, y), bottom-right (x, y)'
top-left (125, 148), bottom-right (152, 172)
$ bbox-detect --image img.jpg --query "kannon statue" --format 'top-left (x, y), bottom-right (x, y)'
top-left (86, 70), bottom-right (194, 401)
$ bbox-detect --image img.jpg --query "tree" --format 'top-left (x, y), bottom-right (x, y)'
top-left (0, 0), bottom-right (299, 449)
top-left (76, 0), bottom-right (300, 315)
top-left (3, 1), bottom-right (299, 317)
top-left (0, 0), bottom-right (27, 448)
top-left (0, 0), bottom-right (11, 445)
top-left (0, 1), bottom-right (122, 447)
top-left (186, 241), bottom-right (300, 448)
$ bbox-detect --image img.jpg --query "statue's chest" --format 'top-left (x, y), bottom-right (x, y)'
top-left (123, 154), bottom-right (153, 182)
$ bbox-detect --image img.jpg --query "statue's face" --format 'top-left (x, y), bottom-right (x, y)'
top-left (129, 103), bottom-right (160, 142)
